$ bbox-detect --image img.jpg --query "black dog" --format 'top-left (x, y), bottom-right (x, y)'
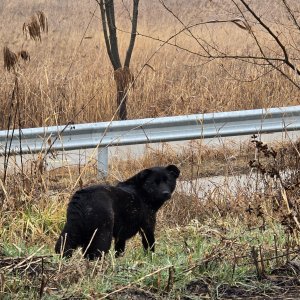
top-left (55, 165), bottom-right (180, 259)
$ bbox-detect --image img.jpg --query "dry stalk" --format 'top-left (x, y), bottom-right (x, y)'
top-left (99, 265), bottom-right (172, 300)
top-left (58, 234), bottom-right (68, 272)
top-left (0, 273), bottom-right (4, 293)
top-left (0, 179), bottom-right (9, 208)
top-left (274, 234), bottom-right (279, 266)
top-left (286, 234), bottom-right (290, 263)
top-left (23, 11), bottom-right (48, 41)
top-left (82, 228), bottom-right (99, 258)
top-left (0, 255), bottom-right (52, 274)
top-left (91, 255), bottom-right (103, 278)
top-left (183, 243), bottom-right (227, 273)
top-left (251, 246), bottom-right (262, 280)
top-left (3, 46), bottom-right (18, 71)
top-left (5, 245), bottom-right (45, 274)
top-left (259, 245), bottom-right (265, 276)
top-left (232, 252), bottom-right (237, 278)
top-left (165, 266), bottom-right (175, 292)
top-left (37, 11), bottom-right (48, 33)
top-left (39, 258), bottom-right (48, 299)
top-left (238, 248), bottom-right (300, 267)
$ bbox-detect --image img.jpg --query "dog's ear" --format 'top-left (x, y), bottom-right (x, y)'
top-left (166, 165), bottom-right (180, 178)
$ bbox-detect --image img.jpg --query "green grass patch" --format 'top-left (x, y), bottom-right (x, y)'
top-left (0, 219), bottom-right (291, 299)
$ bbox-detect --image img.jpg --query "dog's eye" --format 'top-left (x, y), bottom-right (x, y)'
top-left (155, 179), bottom-right (160, 185)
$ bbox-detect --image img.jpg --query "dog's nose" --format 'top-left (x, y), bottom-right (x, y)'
top-left (162, 191), bottom-right (171, 198)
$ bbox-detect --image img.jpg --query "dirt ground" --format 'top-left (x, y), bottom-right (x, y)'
top-left (109, 284), bottom-right (300, 300)
top-left (108, 283), bottom-right (300, 300)
top-left (110, 261), bottom-right (300, 300)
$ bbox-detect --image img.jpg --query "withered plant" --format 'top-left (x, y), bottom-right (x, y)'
top-left (2, 11), bottom-right (47, 186)
top-left (23, 11), bottom-right (48, 41)
top-left (3, 47), bottom-right (18, 72)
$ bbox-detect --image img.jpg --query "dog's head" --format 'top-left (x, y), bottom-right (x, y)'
top-left (133, 165), bottom-right (180, 209)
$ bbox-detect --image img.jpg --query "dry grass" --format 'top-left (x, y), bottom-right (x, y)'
top-left (0, 136), bottom-right (298, 241)
top-left (1, 0), bottom-right (300, 129)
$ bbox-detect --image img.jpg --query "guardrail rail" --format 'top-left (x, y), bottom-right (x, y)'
top-left (1, 106), bottom-right (300, 176)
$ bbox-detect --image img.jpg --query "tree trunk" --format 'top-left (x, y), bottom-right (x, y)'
top-left (114, 67), bottom-right (134, 120)
top-left (117, 89), bottom-right (127, 120)
top-left (99, 0), bottom-right (139, 120)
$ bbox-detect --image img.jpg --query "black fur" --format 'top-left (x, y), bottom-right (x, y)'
top-left (55, 165), bottom-right (180, 259)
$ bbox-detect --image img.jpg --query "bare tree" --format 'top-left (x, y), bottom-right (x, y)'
top-left (97, 0), bottom-right (139, 120)
top-left (157, 0), bottom-right (300, 90)
top-left (231, 0), bottom-right (300, 87)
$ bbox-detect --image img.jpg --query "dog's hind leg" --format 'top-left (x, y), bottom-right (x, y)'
top-left (115, 238), bottom-right (126, 257)
top-left (55, 221), bottom-right (82, 258)
top-left (55, 231), bottom-right (76, 258)
top-left (83, 226), bottom-right (113, 260)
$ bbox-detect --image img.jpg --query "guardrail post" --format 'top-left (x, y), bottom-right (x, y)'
top-left (97, 147), bottom-right (108, 178)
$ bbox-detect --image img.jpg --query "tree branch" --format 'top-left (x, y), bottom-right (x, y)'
top-left (159, 0), bottom-right (211, 56)
top-left (238, 0), bottom-right (300, 76)
top-left (105, 0), bottom-right (122, 69)
top-left (282, 0), bottom-right (300, 32)
top-left (117, 26), bottom-right (285, 63)
top-left (124, 0), bottom-right (139, 68)
top-left (98, 0), bottom-right (117, 69)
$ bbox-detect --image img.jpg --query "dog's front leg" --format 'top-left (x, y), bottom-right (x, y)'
top-left (140, 227), bottom-right (155, 252)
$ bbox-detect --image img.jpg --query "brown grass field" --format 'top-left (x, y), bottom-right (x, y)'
top-left (1, 0), bottom-right (300, 128)
top-left (1, 0), bottom-right (300, 299)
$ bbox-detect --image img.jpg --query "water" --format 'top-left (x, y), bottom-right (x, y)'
top-left (177, 172), bottom-right (263, 198)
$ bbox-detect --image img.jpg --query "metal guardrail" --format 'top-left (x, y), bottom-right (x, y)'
top-left (1, 106), bottom-right (300, 176)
